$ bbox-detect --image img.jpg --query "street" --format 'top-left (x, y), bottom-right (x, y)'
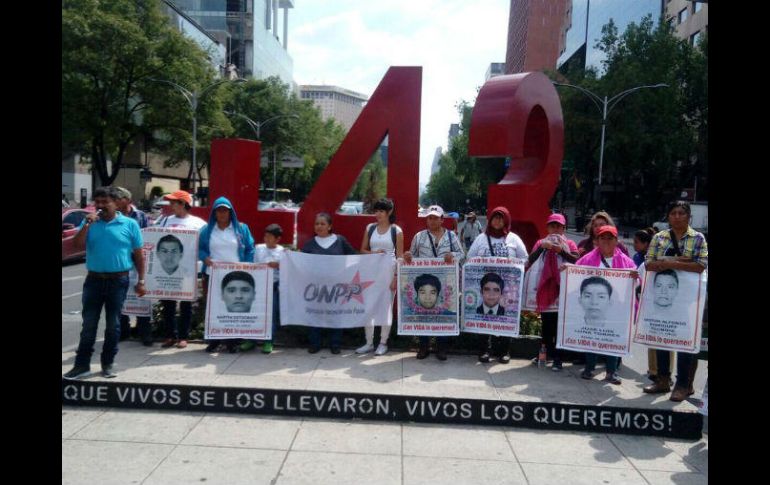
top-left (62, 261), bottom-right (88, 351)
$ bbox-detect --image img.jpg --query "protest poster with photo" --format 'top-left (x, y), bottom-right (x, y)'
top-left (205, 262), bottom-right (273, 340)
top-left (121, 263), bottom-right (152, 316)
top-left (142, 227), bottom-right (199, 301)
top-left (397, 258), bottom-right (459, 336)
top-left (461, 257), bottom-right (525, 337)
top-left (633, 269), bottom-right (707, 354)
top-left (280, 252), bottom-right (395, 328)
top-left (556, 265), bottom-right (637, 356)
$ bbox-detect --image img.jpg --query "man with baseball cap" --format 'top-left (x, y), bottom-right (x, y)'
top-left (460, 211), bottom-right (482, 251)
top-left (155, 190), bottom-right (206, 349)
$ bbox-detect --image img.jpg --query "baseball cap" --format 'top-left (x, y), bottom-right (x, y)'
top-left (426, 205), bottom-right (444, 217)
top-left (546, 213), bottom-right (566, 226)
top-left (163, 190), bottom-right (193, 205)
top-left (214, 202), bottom-right (231, 210)
top-left (595, 225), bottom-right (618, 238)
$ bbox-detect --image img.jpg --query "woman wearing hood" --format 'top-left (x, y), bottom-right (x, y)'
top-left (466, 207), bottom-right (528, 363)
top-left (199, 196), bottom-right (256, 353)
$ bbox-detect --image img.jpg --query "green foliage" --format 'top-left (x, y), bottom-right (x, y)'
top-left (62, 0), bottom-right (223, 186)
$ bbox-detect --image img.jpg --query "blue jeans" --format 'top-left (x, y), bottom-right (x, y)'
top-left (120, 314), bottom-right (152, 342)
top-left (161, 300), bottom-right (192, 340)
top-left (585, 353), bottom-right (619, 374)
top-left (75, 275), bottom-right (130, 368)
top-left (308, 327), bottom-right (342, 349)
top-left (266, 282), bottom-right (280, 343)
top-left (419, 336), bottom-right (449, 350)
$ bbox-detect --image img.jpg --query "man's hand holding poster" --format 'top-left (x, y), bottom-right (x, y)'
top-left (280, 252), bottom-right (394, 328)
top-left (397, 258), bottom-right (459, 336)
top-left (142, 227), bottom-right (200, 301)
top-left (122, 264), bottom-right (153, 316)
top-left (461, 257), bottom-right (525, 337)
top-left (633, 269), bottom-right (707, 354)
top-left (557, 265), bottom-right (636, 356)
top-left (205, 262), bottom-right (273, 340)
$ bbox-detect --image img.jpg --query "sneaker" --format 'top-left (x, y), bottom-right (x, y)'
top-left (63, 366), bottom-right (91, 380)
top-left (205, 342), bottom-right (220, 353)
top-left (161, 338), bottom-right (176, 348)
top-left (176, 339), bottom-right (188, 349)
top-left (308, 346), bottom-right (321, 354)
top-left (604, 372), bottom-right (621, 385)
top-left (551, 361), bottom-right (563, 371)
top-left (580, 370), bottom-right (594, 380)
top-left (101, 365), bottom-right (118, 378)
top-left (498, 353), bottom-right (511, 364)
top-left (478, 352), bottom-right (491, 363)
top-left (356, 343), bottom-right (374, 354)
top-left (435, 349), bottom-right (447, 361)
top-left (262, 342), bottom-right (274, 354)
top-left (416, 347), bottom-right (429, 360)
top-left (330, 346), bottom-right (341, 355)
top-left (240, 340), bottom-right (257, 352)
top-left (374, 343), bottom-right (388, 356)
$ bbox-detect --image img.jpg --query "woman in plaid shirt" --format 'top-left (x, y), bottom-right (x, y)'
top-left (642, 200), bottom-right (708, 402)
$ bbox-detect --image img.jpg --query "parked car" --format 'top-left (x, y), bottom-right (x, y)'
top-left (62, 206), bottom-right (96, 262)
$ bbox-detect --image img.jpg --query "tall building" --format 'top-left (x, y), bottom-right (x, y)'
top-left (162, 0), bottom-right (227, 73)
top-left (557, 0), bottom-right (661, 74)
top-left (299, 85), bottom-right (369, 132)
top-left (430, 147), bottom-right (443, 177)
top-left (485, 62), bottom-right (506, 81)
top-left (505, 0), bottom-right (570, 74)
top-left (448, 124), bottom-right (461, 148)
top-left (170, 0), bottom-right (294, 85)
top-left (664, 0), bottom-right (707, 45)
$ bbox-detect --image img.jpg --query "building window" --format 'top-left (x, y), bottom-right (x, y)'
top-left (690, 30), bottom-right (701, 46)
top-left (678, 8), bottom-right (688, 24)
top-left (693, 2), bottom-right (703, 14)
top-left (667, 16), bottom-right (675, 29)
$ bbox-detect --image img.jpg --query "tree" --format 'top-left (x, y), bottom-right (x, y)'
top-left (62, 0), bottom-right (224, 186)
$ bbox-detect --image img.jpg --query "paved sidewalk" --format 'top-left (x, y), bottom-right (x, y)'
top-left (62, 343), bottom-right (707, 484)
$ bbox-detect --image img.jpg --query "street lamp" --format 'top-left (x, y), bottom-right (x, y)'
top-left (223, 111), bottom-right (299, 201)
top-left (148, 77), bottom-right (246, 201)
top-left (552, 82), bottom-right (668, 188)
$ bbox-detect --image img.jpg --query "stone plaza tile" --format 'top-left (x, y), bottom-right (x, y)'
top-left (607, 434), bottom-right (700, 473)
top-left (520, 463), bottom-right (648, 484)
top-left (143, 445), bottom-right (285, 485)
top-left (292, 419), bottom-right (401, 455)
top-left (62, 440), bottom-right (173, 485)
top-left (402, 356), bottom-right (495, 387)
top-left (639, 470), bottom-right (708, 485)
top-left (505, 429), bottom-right (633, 469)
top-left (403, 456), bottom-right (528, 485)
top-left (181, 414), bottom-right (302, 450)
top-left (403, 423), bottom-right (515, 461)
top-left (210, 373), bottom-right (312, 390)
top-left (109, 368), bottom-right (221, 386)
top-left (313, 353), bottom-right (403, 383)
top-left (138, 347), bottom-right (240, 374)
top-left (400, 381), bottom-right (500, 400)
top-left (70, 408), bottom-right (204, 444)
top-left (224, 349), bottom-right (320, 377)
top-left (61, 407), bottom-right (107, 439)
top-left (305, 376), bottom-right (405, 396)
top-left (277, 450), bottom-right (401, 485)
top-left (660, 437), bottom-right (708, 474)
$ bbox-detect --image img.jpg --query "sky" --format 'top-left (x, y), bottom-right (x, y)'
top-left (289, 0), bottom-right (511, 192)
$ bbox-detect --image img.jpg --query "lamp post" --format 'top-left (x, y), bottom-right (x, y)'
top-left (552, 82), bottom-right (668, 205)
top-left (149, 78), bottom-right (246, 201)
top-left (223, 111), bottom-right (299, 201)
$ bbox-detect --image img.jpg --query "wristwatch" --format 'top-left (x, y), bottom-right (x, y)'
top-left (138, 279), bottom-right (146, 285)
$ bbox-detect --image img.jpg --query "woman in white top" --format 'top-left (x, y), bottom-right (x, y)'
top-left (466, 206), bottom-right (528, 364)
top-left (356, 198), bottom-right (404, 356)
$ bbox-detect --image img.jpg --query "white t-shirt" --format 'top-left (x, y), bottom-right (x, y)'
top-left (205, 223), bottom-right (239, 275)
top-left (315, 234), bottom-right (338, 249)
top-left (367, 223), bottom-right (402, 258)
top-left (467, 232), bottom-right (528, 259)
top-left (255, 244), bottom-right (284, 283)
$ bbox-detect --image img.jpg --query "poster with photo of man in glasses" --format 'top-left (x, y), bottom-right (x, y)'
top-left (142, 227), bottom-right (199, 301)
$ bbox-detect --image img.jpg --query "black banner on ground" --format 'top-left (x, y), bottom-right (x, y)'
top-left (61, 380), bottom-right (702, 440)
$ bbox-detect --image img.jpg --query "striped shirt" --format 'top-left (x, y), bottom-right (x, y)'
top-left (409, 228), bottom-right (465, 261)
top-left (645, 226), bottom-right (708, 268)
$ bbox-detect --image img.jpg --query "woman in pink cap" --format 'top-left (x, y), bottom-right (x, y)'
top-left (525, 213), bottom-right (579, 370)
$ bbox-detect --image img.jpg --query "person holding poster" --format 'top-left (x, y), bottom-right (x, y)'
top-left (198, 196), bottom-right (256, 353)
top-left (356, 198), bottom-right (403, 356)
top-left (574, 225), bottom-right (637, 384)
top-left (466, 207), bottom-right (528, 363)
top-left (301, 212), bottom-right (358, 354)
top-left (114, 187), bottom-right (154, 346)
top-left (643, 200), bottom-right (708, 402)
top-left (403, 204), bottom-right (464, 360)
top-left (525, 213), bottom-right (578, 371)
top-left (63, 187), bottom-right (146, 380)
top-left (155, 190), bottom-right (206, 349)
top-left (577, 211), bottom-right (630, 257)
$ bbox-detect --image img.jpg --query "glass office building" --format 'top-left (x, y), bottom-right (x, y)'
top-left (557, 0), bottom-right (662, 74)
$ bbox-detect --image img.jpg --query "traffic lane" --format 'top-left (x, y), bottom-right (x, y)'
top-left (62, 262), bottom-right (86, 314)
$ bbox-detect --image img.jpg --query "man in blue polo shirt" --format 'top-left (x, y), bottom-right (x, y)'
top-left (64, 186), bottom-right (146, 380)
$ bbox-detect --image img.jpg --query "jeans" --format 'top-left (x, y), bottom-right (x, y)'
top-left (75, 275), bottom-right (130, 368)
top-left (308, 327), bottom-right (342, 349)
top-left (585, 353), bottom-right (619, 374)
top-left (161, 300), bottom-right (192, 340)
top-left (656, 350), bottom-right (698, 389)
top-left (266, 282), bottom-right (280, 343)
top-left (419, 336), bottom-right (448, 350)
top-left (480, 335), bottom-right (511, 356)
top-left (120, 315), bottom-right (152, 342)
top-left (540, 312), bottom-right (564, 364)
